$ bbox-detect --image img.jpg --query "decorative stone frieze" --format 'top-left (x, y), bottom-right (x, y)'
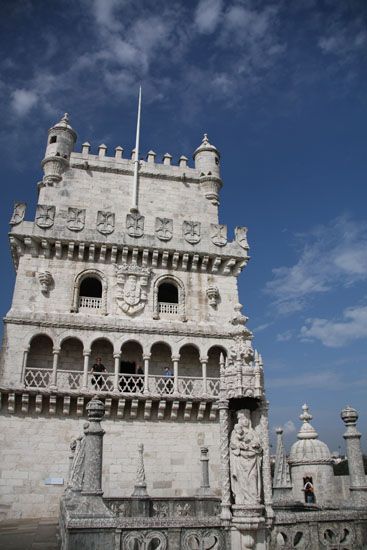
top-left (67, 207), bottom-right (85, 231)
top-left (35, 204), bottom-right (55, 228)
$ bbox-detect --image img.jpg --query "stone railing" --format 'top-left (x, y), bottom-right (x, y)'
top-left (23, 368), bottom-right (220, 398)
top-left (79, 296), bottom-right (102, 309)
top-left (158, 302), bottom-right (179, 314)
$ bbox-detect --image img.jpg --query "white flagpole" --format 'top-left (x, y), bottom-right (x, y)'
top-left (131, 86), bottom-right (142, 212)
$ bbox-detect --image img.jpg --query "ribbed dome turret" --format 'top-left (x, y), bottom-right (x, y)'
top-left (289, 404), bottom-right (332, 465)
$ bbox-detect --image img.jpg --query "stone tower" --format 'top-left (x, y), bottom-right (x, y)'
top-left (1, 112), bottom-right (274, 546)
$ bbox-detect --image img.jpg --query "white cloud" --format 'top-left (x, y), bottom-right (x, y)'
top-left (194, 0), bottom-right (223, 34)
top-left (270, 370), bottom-right (344, 390)
top-left (300, 305), bottom-right (367, 348)
top-left (265, 216), bottom-right (367, 315)
top-left (283, 420), bottom-right (296, 435)
top-left (91, 0), bottom-right (122, 32)
top-left (11, 89), bottom-right (39, 116)
top-left (276, 330), bottom-right (293, 342)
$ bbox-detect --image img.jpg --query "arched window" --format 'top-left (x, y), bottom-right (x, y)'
top-left (49, 135), bottom-right (57, 144)
top-left (71, 270), bottom-right (107, 314)
top-left (153, 275), bottom-right (185, 320)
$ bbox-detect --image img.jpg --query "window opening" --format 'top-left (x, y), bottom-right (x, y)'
top-left (158, 282), bottom-right (178, 303)
top-left (49, 136), bottom-right (57, 144)
top-left (79, 277), bottom-right (102, 309)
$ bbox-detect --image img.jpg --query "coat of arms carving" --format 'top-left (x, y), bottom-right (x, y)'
top-left (10, 202), bottom-right (26, 225)
top-left (97, 211), bottom-right (115, 235)
top-left (35, 204), bottom-right (55, 229)
top-left (126, 213), bottom-right (144, 237)
top-left (183, 221), bottom-right (201, 244)
top-left (115, 263), bottom-right (151, 315)
top-left (67, 208), bottom-right (85, 231)
top-left (211, 224), bottom-right (227, 246)
top-left (155, 217), bottom-right (173, 241)
top-left (235, 226), bottom-right (249, 249)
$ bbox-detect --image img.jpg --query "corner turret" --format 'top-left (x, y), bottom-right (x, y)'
top-left (41, 113), bottom-right (77, 185)
top-left (193, 134), bottom-right (222, 206)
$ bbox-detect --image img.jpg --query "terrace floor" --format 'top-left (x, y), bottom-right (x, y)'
top-left (0, 519), bottom-right (59, 549)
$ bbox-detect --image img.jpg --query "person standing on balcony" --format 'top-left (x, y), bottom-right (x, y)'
top-left (136, 364), bottom-right (144, 392)
top-left (163, 366), bottom-right (173, 393)
top-left (91, 357), bottom-right (107, 390)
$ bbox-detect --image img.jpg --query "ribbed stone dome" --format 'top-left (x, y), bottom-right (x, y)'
top-left (289, 404), bottom-right (332, 465)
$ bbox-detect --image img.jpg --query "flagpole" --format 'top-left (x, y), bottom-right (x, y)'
top-left (131, 86), bottom-right (142, 213)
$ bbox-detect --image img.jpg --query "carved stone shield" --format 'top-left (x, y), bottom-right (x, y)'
top-left (36, 205), bottom-right (55, 229)
top-left (97, 211), bottom-right (115, 235)
top-left (10, 202), bottom-right (26, 225)
top-left (235, 226), bottom-right (249, 249)
top-left (115, 264), bottom-right (151, 316)
top-left (211, 224), bottom-right (227, 246)
top-left (67, 208), bottom-right (85, 231)
top-left (183, 221), bottom-right (201, 244)
top-left (126, 213), bottom-right (144, 237)
top-left (155, 217), bottom-right (173, 241)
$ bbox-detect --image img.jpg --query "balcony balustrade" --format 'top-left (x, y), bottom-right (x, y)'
top-left (23, 367), bottom-right (220, 398)
top-left (158, 302), bottom-right (178, 315)
top-left (79, 296), bottom-right (102, 309)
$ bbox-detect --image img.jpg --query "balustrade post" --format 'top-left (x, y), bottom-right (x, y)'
top-left (113, 353), bottom-right (121, 392)
top-left (50, 347), bottom-right (60, 390)
top-left (201, 356), bottom-right (208, 395)
top-left (172, 355), bottom-right (180, 394)
top-left (20, 346), bottom-right (30, 385)
top-left (143, 354), bottom-right (151, 393)
top-left (82, 350), bottom-right (91, 390)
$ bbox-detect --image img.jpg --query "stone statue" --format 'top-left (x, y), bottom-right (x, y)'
top-left (230, 409), bottom-right (262, 505)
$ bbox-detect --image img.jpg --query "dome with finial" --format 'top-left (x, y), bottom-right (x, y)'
top-left (193, 133), bottom-right (219, 157)
top-left (289, 404), bottom-right (332, 465)
top-left (49, 113), bottom-right (77, 140)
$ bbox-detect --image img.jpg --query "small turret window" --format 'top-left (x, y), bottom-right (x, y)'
top-left (49, 136), bottom-right (57, 144)
top-left (215, 156), bottom-right (219, 165)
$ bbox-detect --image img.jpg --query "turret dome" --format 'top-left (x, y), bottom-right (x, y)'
top-left (289, 404), bottom-right (332, 465)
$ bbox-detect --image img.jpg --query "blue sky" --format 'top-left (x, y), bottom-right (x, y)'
top-left (1, 0), bottom-right (366, 452)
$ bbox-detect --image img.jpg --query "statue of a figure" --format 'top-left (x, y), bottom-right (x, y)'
top-left (69, 425), bottom-right (88, 492)
top-left (230, 409), bottom-right (262, 505)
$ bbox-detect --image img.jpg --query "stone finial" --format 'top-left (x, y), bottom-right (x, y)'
top-left (206, 285), bottom-right (219, 307)
top-left (131, 148), bottom-right (136, 160)
top-left (82, 142), bottom-right (90, 156)
top-left (86, 397), bottom-right (105, 422)
top-left (38, 271), bottom-right (53, 294)
top-left (179, 155), bottom-right (188, 168)
top-left (273, 427), bottom-right (292, 490)
top-left (132, 443), bottom-right (148, 497)
top-left (163, 153), bottom-right (172, 166)
top-left (115, 146), bottom-right (123, 159)
top-left (98, 144), bottom-right (107, 158)
top-left (341, 405), bottom-right (358, 426)
top-left (146, 150), bottom-right (156, 163)
top-left (297, 404), bottom-right (318, 440)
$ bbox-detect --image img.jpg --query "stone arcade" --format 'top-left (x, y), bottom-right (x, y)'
top-left (0, 114), bottom-right (366, 549)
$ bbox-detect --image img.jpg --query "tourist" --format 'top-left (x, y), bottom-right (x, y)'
top-left (163, 366), bottom-right (173, 393)
top-left (136, 364), bottom-right (144, 392)
top-left (303, 477), bottom-right (315, 503)
top-left (91, 357), bottom-right (107, 390)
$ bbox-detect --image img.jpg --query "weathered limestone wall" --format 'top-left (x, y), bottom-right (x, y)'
top-left (0, 413), bottom-right (220, 520)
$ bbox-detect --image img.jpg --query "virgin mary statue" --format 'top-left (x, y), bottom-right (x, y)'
top-left (230, 409), bottom-right (262, 505)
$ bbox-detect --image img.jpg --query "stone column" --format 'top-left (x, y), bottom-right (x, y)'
top-left (143, 354), bottom-right (151, 393)
top-left (258, 400), bottom-right (274, 523)
top-left (341, 406), bottom-right (367, 506)
top-left (218, 398), bottom-right (232, 523)
top-left (20, 346), bottom-right (30, 384)
top-left (132, 443), bottom-right (148, 496)
top-left (81, 398), bottom-right (106, 496)
top-left (172, 355), bottom-right (179, 394)
top-left (201, 356), bottom-right (208, 395)
top-left (198, 447), bottom-right (212, 496)
top-left (82, 350), bottom-right (90, 390)
top-left (50, 347), bottom-right (60, 389)
top-left (113, 352), bottom-right (121, 392)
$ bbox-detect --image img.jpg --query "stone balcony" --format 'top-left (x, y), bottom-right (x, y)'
top-left (23, 368), bottom-right (220, 399)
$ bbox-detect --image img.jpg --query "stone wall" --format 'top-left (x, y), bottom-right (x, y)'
top-left (0, 412), bottom-right (220, 520)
